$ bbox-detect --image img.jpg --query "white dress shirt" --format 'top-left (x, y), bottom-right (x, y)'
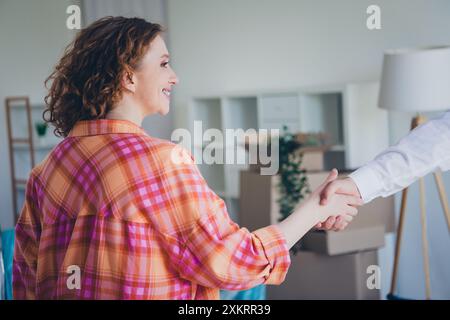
top-left (349, 110), bottom-right (450, 203)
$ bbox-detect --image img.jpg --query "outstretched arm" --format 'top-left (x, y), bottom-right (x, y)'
top-left (322, 110), bottom-right (450, 204)
top-left (158, 147), bottom-right (362, 290)
top-left (318, 110), bottom-right (450, 230)
top-left (350, 111), bottom-right (450, 203)
top-left (278, 169), bottom-right (362, 247)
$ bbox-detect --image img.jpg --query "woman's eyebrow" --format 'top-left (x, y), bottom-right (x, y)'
top-left (160, 54), bottom-right (170, 59)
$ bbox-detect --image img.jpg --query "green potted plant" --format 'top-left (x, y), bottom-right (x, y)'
top-left (35, 121), bottom-right (48, 145)
top-left (277, 126), bottom-right (311, 254)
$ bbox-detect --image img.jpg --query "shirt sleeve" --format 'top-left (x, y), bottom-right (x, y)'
top-left (350, 110), bottom-right (450, 203)
top-left (13, 171), bottom-right (42, 299)
top-left (156, 146), bottom-right (291, 291)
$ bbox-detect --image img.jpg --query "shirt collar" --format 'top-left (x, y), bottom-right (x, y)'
top-left (68, 119), bottom-right (148, 137)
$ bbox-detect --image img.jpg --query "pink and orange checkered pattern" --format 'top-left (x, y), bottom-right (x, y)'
top-left (13, 119), bottom-right (290, 299)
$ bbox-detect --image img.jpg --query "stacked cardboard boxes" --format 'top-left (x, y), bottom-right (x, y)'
top-left (268, 250), bottom-right (380, 299)
top-left (239, 169), bottom-right (395, 299)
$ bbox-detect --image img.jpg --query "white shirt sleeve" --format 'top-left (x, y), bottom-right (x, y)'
top-left (349, 110), bottom-right (450, 203)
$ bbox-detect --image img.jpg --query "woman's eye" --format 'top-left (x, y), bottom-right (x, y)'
top-left (161, 61), bottom-right (169, 68)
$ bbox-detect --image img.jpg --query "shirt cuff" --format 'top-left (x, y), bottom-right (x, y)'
top-left (349, 164), bottom-right (384, 204)
top-left (252, 225), bottom-right (291, 285)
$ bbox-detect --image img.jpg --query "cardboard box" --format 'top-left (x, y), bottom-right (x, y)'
top-left (300, 225), bottom-right (385, 256)
top-left (239, 170), bottom-right (395, 255)
top-left (267, 249), bottom-right (380, 299)
top-left (324, 150), bottom-right (346, 171)
top-left (300, 151), bottom-right (324, 172)
top-left (249, 146), bottom-right (326, 173)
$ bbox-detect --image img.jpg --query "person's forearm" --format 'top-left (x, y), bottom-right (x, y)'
top-left (276, 202), bottom-right (318, 249)
top-left (350, 111), bottom-right (450, 203)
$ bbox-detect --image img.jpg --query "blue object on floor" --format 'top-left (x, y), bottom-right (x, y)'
top-left (1, 228), bottom-right (15, 300)
top-left (386, 293), bottom-right (412, 300)
top-left (220, 284), bottom-right (266, 300)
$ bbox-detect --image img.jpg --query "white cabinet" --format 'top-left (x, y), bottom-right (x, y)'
top-left (187, 82), bottom-right (388, 222)
top-left (190, 98), bottom-right (222, 131)
top-left (300, 92), bottom-right (343, 146)
top-left (222, 97), bottom-right (258, 131)
top-left (258, 94), bottom-right (300, 132)
top-left (259, 94), bottom-right (300, 120)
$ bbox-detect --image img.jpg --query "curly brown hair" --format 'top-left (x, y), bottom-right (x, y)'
top-left (44, 16), bottom-right (163, 137)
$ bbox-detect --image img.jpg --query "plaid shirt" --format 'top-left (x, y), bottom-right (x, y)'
top-left (13, 119), bottom-right (290, 300)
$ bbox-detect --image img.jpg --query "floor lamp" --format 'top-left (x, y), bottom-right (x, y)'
top-left (378, 46), bottom-right (450, 299)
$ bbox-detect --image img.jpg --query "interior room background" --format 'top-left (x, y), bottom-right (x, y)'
top-left (1, 0), bottom-right (449, 299)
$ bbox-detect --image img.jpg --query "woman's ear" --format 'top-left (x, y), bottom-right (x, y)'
top-left (122, 71), bottom-right (137, 93)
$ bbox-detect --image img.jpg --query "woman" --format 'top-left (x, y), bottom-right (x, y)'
top-left (13, 16), bottom-right (362, 299)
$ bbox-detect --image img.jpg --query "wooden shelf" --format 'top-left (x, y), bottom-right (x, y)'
top-left (16, 183), bottom-right (26, 191)
top-left (5, 97), bottom-right (60, 222)
top-left (13, 177), bottom-right (28, 191)
top-left (329, 144), bottom-right (345, 151)
top-left (9, 103), bottom-right (45, 109)
top-left (13, 142), bottom-right (57, 151)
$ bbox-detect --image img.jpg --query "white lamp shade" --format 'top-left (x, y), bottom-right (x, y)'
top-left (379, 46), bottom-right (450, 112)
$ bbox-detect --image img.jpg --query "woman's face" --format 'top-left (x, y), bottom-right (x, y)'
top-left (133, 35), bottom-right (179, 116)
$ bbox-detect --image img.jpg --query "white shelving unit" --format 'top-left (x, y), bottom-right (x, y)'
top-left (188, 82), bottom-right (389, 222)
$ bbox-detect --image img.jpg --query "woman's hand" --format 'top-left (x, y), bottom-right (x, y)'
top-left (297, 169), bottom-right (363, 230)
top-left (276, 169), bottom-right (363, 249)
top-left (315, 176), bottom-right (363, 231)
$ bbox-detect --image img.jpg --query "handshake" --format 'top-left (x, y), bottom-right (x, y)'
top-left (310, 169), bottom-right (364, 232)
top-left (277, 168), bottom-right (364, 249)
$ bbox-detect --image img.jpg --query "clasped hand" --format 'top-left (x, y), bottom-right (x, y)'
top-left (310, 169), bottom-right (363, 231)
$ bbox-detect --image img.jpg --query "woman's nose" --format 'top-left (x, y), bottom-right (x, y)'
top-left (171, 76), bottom-right (179, 85)
top-left (170, 68), bottom-right (179, 85)
top-left (170, 75), bottom-right (179, 85)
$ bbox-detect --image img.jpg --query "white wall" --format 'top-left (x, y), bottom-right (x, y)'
top-left (167, 0), bottom-right (450, 131)
top-left (167, 0), bottom-right (450, 299)
top-left (0, 0), bottom-right (78, 229)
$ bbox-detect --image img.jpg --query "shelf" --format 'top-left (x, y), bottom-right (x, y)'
top-left (329, 144), bottom-right (345, 152)
top-left (222, 97), bottom-right (258, 131)
top-left (300, 92), bottom-right (344, 146)
top-left (16, 183), bottom-right (26, 191)
top-left (15, 178), bottom-right (28, 191)
top-left (8, 103), bottom-right (45, 109)
top-left (259, 93), bottom-right (300, 121)
top-left (13, 142), bottom-right (57, 151)
top-left (188, 82), bottom-right (387, 203)
top-left (190, 98), bottom-right (222, 131)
